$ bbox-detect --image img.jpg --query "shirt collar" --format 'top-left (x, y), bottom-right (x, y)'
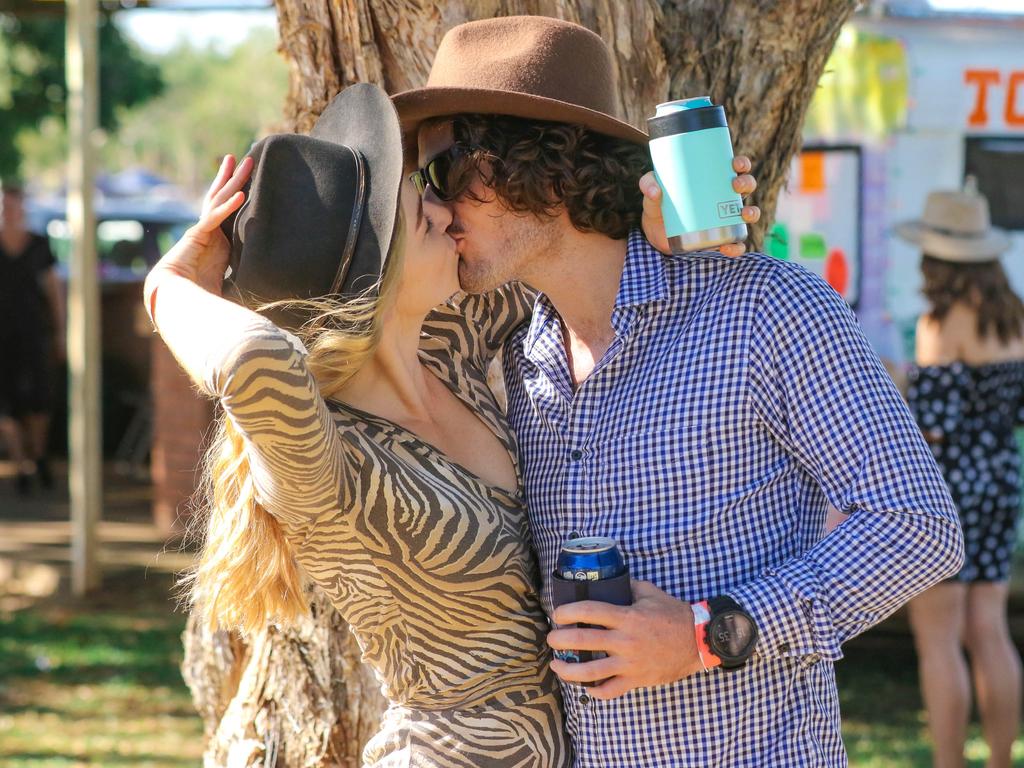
top-left (615, 230), bottom-right (670, 309)
top-left (523, 230), bottom-right (669, 358)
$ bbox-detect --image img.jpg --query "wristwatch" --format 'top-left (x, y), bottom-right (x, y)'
top-left (692, 595), bottom-right (758, 671)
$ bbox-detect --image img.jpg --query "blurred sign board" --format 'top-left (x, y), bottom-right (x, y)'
top-left (769, 146), bottom-right (862, 306)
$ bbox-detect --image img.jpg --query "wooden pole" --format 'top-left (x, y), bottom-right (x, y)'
top-left (65, 0), bottom-right (102, 595)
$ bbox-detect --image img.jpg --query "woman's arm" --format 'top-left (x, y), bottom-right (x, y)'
top-left (421, 281), bottom-right (536, 372)
top-left (146, 156), bottom-right (350, 534)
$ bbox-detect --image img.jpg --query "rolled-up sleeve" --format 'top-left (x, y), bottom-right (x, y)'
top-left (728, 267), bottom-right (964, 662)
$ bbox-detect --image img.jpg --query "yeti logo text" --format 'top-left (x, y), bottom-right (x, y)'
top-left (717, 201), bottom-right (742, 219)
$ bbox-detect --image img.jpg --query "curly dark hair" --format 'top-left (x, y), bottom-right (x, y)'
top-left (443, 114), bottom-right (652, 240)
top-left (921, 254), bottom-right (1024, 343)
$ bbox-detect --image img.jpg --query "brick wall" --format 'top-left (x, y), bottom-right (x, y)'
top-left (151, 336), bottom-right (214, 534)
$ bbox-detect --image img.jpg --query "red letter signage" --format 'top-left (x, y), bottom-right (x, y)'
top-left (964, 69), bottom-right (1001, 127)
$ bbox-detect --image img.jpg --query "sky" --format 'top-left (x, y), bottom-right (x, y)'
top-left (117, 6), bottom-right (277, 54)
top-left (928, 0), bottom-right (1024, 10)
top-left (115, 0), bottom-right (1022, 54)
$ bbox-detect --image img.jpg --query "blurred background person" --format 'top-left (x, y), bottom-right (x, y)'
top-left (0, 180), bottom-right (64, 495)
top-left (903, 179), bottom-right (1023, 768)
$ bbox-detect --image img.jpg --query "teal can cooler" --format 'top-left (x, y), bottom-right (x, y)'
top-left (647, 97), bottom-right (747, 253)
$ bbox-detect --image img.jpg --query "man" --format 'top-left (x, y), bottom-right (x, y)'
top-left (0, 181), bottom-right (63, 495)
top-left (394, 16), bottom-right (964, 766)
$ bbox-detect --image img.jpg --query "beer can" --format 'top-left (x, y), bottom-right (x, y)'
top-left (553, 537), bottom-right (627, 671)
top-left (556, 536), bottom-right (626, 582)
top-left (647, 96), bottom-right (748, 253)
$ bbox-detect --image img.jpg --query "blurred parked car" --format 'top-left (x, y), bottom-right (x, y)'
top-left (24, 193), bottom-right (196, 466)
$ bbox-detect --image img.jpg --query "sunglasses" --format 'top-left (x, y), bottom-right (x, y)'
top-left (408, 144), bottom-right (489, 202)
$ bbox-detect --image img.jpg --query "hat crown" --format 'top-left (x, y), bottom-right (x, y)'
top-left (921, 182), bottom-right (992, 236)
top-left (222, 84), bottom-right (403, 327)
top-left (426, 16), bottom-right (621, 119)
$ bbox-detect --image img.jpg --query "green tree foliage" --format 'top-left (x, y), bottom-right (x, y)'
top-left (17, 25), bottom-right (288, 196)
top-left (101, 27), bottom-right (288, 195)
top-left (0, 11), bottom-right (163, 178)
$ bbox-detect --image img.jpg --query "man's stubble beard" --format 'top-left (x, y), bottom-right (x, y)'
top-left (457, 243), bottom-right (517, 294)
top-left (456, 214), bottom-right (556, 295)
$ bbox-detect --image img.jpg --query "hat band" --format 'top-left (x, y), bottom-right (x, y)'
top-left (924, 224), bottom-right (991, 240)
top-left (331, 146), bottom-right (368, 295)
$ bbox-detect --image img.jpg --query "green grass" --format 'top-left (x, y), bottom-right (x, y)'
top-left (1, 582), bottom-right (1023, 767)
top-left (0, 574), bottom-right (203, 768)
top-left (836, 631), bottom-right (1024, 767)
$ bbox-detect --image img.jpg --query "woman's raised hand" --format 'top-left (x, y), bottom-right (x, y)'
top-left (147, 154), bottom-right (253, 298)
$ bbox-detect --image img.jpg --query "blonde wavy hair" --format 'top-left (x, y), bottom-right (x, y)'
top-left (180, 215), bottom-right (405, 635)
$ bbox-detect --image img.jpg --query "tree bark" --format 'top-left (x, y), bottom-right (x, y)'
top-left (183, 2), bottom-right (857, 766)
top-left (181, 590), bottom-right (387, 768)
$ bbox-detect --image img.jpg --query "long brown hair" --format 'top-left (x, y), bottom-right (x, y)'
top-left (179, 215), bottom-right (405, 635)
top-left (921, 254), bottom-right (1024, 343)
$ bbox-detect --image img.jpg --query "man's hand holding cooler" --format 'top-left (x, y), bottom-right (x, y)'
top-left (639, 155), bottom-right (760, 258)
top-left (548, 578), bottom-right (759, 700)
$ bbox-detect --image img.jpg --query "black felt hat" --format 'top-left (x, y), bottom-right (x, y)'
top-left (221, 83), bottom-right (403, 327)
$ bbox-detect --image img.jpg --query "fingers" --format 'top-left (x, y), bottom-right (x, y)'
top-left (548, 626), bottom-right (621, 654)
top-left (715, 206), bottom-right (760, 258)
top-left (552, 600), bottom-right (629, 628)
top-left (206, 156), bottom-right (253, 215)
top-left (204, 155), bottom-right (236, 208)
top-left (732, 155), bottom-right (752, 174)
top-left (550, 655), bottom-right (621, 684)
top-left (718, 242), bottom-right (746, 259)
top-left (196, 190), bottom-right (246, 233)
top-left (638, 171), bottom-right (661, 200)
top-left (586, 675), bottom-right (633, 700)
top-left (732, 173), bottom-right (756, 198)
top-left (640, 173), bottom-right (663, 217)
top-left (629, 579), bottom-right (666, 599)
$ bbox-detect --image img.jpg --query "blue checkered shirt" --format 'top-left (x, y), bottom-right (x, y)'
top-left (503, 231), bottom-right (964, 767)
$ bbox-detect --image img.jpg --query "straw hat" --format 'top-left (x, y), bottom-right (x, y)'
top-left (391, 16), bottom-right (647, 146)
top-left (895, 177), bottom-right (1011, 262)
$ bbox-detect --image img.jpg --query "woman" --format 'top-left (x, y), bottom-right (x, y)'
top-left (147, 84), bottom-right (571, 767)
top-left (0, 181), bottom-right (63, 495)
top-left (147, 84), bottom-right (757, 766)
top-left (903, 180), bottom-right (1023, 768)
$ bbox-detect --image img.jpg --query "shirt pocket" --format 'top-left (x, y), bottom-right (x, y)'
top-left (590, 422), bottom-right (723, 555)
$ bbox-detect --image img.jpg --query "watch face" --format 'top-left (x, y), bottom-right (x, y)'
top-left (711, 612), bottom-right (756, 659)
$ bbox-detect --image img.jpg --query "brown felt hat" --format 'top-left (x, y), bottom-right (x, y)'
top-left (391, 16), bottom-right (648, 146)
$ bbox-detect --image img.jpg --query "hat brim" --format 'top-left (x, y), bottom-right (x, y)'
top-left (895, 220), bottom-right (1012, 262)
top-left (311, 83), bottom-right (404, 293)
top-left (392, 86), bottom-right (649, 150)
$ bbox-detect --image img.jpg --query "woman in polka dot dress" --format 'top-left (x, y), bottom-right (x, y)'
top-left (901, 180), bottom-right (1022, 768)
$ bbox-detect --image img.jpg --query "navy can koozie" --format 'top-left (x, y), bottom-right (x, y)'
top-left (551, 537), bottom-right (632, 676)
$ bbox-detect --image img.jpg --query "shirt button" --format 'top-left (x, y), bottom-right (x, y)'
top-left (569, 530), bottom-right (582, 539)
top-left (778, 642), bottom-right (791, 654)
top-left (578, 692), bottom-right (592, 708)
top-left (569, 449), bottom-right (584, 461)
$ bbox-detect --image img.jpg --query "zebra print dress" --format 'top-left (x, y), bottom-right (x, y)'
top-left (171, 282), bottom-right (569, 767)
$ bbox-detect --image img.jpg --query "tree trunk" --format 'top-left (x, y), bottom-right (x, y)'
top-left (183, 2), bottom-right (857, 765)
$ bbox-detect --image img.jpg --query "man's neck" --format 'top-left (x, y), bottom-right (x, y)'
top-left (526, 228), bottom-right (628, 347)
top-left (521, 226), bottom-right (629, 387)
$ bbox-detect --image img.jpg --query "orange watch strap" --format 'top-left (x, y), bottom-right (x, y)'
top-left (693, 600), bottom-right (722, 671)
